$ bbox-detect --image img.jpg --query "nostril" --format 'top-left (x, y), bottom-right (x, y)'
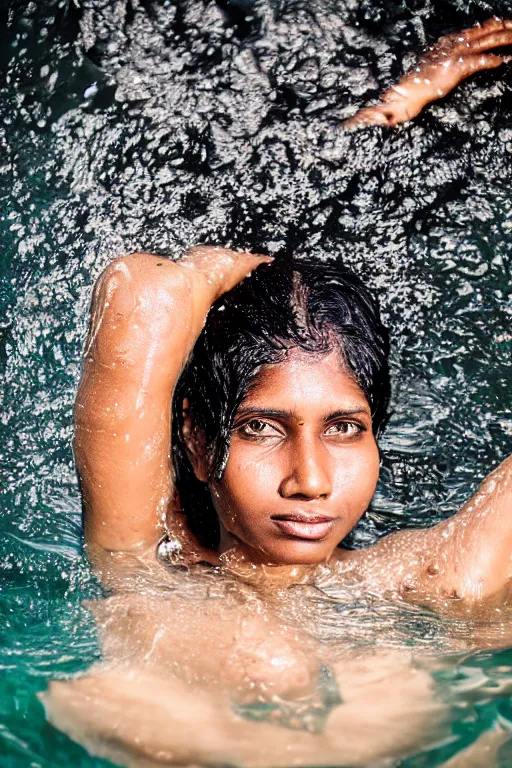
top-left (279, 453), bottom-right (332, 499)
top-left (286, 491), bottom-right (329, 501)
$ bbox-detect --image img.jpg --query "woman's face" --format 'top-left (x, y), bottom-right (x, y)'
top-left (208, 349), bottom-right (380, 565)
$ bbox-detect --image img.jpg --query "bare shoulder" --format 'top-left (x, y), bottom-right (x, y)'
top-left (335, 528), bottom-right (431, 597)
top-left (335, 455), bottom-right (512, 612)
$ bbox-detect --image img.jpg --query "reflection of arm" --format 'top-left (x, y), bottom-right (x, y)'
top-left (43, 656), bottom-right (441, 768)
top-left (346, 18), bottom-right (512, 128)
top-left (44, 670), bottom-right (324, 768)
top-left (75, 248), bottom-right (270, 558)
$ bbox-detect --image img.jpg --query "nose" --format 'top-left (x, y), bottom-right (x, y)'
top-left (278, 434), bottom-right (332, 500)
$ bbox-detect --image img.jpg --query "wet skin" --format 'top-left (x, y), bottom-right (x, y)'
top-left (205, 350), bottom-right (379, 565)
top-left (346, 18), bottom-right (512, 128)
top-left (77, 248), bottom-right (512, 610)
top-left (65, 248), bottom-right (512, 768)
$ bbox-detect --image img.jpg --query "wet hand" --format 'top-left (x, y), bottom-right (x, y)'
top-left (179, 245), bottom-right (273, 300)
top-left (345, 17), bottom-right (512, 128)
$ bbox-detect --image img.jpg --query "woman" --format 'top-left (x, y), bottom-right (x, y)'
top-left (46, 18), bottom-right (512, 767)
top-left (77, 17), bottom-right (512, 588)
top-left (49, 245), bottom-right (512, 768)
top-left (77, 243), bottom-right (511, 607)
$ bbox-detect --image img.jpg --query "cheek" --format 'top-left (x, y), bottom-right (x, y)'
top-left (211, 450), bottom-right (278, 522)
top-left (332, 442), bottom-right (380, 510)
top-left (223, 438), bottom-right (285, 496)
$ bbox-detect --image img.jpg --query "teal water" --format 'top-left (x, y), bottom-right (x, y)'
top-left (1, 0), bottom-right (511, 765)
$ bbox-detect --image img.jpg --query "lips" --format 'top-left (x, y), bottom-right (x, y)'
top-left (271, 513), bottom-right (337, 541)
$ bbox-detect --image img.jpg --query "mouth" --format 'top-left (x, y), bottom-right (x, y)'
top-left (271, 513), bottom-right (338, 541)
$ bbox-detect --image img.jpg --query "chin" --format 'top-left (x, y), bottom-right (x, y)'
top-left (261, 540), bottom-right (337, 566)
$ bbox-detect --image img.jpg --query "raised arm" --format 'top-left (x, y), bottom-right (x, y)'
top-left (345, 18), bottom-right (512, 129)
top-left (74, 247), bottom-right (271, 558)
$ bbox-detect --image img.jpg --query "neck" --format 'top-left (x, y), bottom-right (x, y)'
top-left (218, 528), bottom-right (319, 589)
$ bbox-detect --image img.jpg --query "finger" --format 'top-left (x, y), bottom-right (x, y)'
top-left (343, 107), bottom-right (394, 129)
top-left (217, 250), bottom-right (274, 293)
top-left (181, 246), bottom-right (273, 296)
top-left (181, 245), bottom-right (272, 274)
top-left (432, 19), bottom-right (512, 58)
top-left (456, 29), bottom-right (512, 55)
top-left (458, 18), bottom-right (512, 43)
top-left (210, 248), bottom-right (274, 273)
top-left (463, 53), bottom-right (509, 76)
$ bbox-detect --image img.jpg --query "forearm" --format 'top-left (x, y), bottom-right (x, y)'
top-left (345, 18), bottom-right (512, 129)
top-left (44, 654), bottom-right (440, 768)
top-left (44, 668), bottom-right (338, 768)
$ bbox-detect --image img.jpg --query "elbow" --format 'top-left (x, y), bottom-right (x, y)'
top-left (90, 253), bottom-right (190, 336)
top-left (89, 257), bottom-right (139, 332)
top-left (82, 254), bottom-right (166, 373)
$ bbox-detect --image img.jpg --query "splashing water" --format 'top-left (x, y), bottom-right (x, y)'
top-left (1, 0), bottom-right (511, 765)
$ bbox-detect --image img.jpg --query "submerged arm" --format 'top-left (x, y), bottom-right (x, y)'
top-left (345, 18), bottom-right (512, 128)
top-left (75, 248), bottom-right (271, 559)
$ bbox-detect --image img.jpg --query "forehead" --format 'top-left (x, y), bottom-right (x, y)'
top-left (242, 349), bottom-right (369, 411)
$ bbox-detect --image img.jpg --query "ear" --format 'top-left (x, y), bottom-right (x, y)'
top-left (181, 398), bottom-right (210, 482)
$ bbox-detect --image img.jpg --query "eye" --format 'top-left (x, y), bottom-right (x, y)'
top-left (324, 421), bottom-right (363, 439)
top-left (238, 419), bottom-right (282, 440)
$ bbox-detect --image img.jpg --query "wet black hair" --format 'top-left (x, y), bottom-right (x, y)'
top-left (171, 256), bottom-right (390, 550)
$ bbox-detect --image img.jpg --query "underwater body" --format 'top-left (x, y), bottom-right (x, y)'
top-left (1, 0), bottom-right (512, 765)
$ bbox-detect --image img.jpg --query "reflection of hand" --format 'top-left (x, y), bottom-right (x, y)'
top-left (345, 18), bottom-right (512, 129)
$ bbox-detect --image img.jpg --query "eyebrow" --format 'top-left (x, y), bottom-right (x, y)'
top-left (235, 407), bottom-right (371, 421)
